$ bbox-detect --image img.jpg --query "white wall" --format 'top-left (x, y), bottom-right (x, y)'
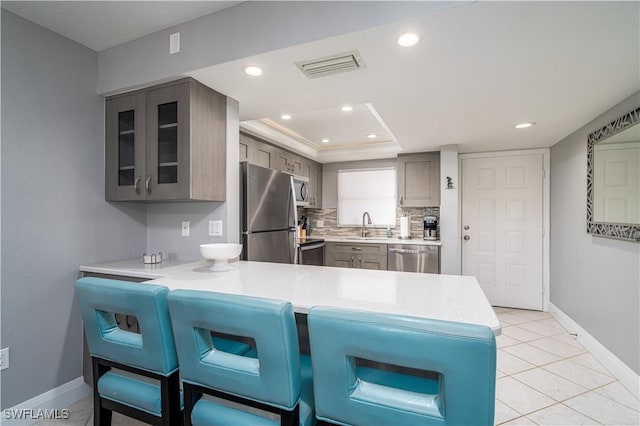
top-left (439, 145), bottom-right (460, 274)
top-left (550, 91), bottom-right (640, 374)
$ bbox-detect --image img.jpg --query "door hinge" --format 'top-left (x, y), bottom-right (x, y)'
top-left (542, 226), bottom-right (545, 237)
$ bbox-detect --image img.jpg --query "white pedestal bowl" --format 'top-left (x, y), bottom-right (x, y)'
top-left (200, 243), bottom-right (243, 272)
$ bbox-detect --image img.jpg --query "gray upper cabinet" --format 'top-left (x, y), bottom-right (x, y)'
top-left (239, 134), bottom-right (250, 162)
top-left (397, 152), bottom-right (441, 207)
top-left (240, 132), bottom-right (277, 169)
top-left (106, 78), bottom-right (226, 202)
top-left (306, 161), bottom-right (323, 209)
top-left (275, 149), bottom-right (305, 176)
top-left (105, 93), bottom-right (146, 201)
top-left (253, 140), bottom-right (277, 169)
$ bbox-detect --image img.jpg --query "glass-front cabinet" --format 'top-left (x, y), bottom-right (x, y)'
top-left (105, 78), bottom-right (227, 202)
top-left (105, 93), bottom-right (146, 201)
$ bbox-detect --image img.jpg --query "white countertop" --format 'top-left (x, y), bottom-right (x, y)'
top-left (321, 236), bottom-right (442, 246)
top-left (80, 259), bottom-right (499, 334)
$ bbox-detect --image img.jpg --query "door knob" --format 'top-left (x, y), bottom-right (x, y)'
top-left (464, 225), bottom-right (470, 230)
top-left (463, 235), bottom-right (470, 241)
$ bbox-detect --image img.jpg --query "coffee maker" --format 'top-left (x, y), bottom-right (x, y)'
top-left (423, 216), bottom-right (438, 240)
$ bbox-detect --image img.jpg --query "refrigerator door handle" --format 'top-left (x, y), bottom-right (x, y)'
top-left (289, 176), bottom-right (298, 264)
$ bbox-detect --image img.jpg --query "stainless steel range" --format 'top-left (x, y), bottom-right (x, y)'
top-left (297, 238), bottom-right (325, 266)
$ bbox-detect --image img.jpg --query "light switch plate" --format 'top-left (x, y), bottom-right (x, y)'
top-left (317, 219), bottom-right (324, 228)
top-left (181, 221), bottom-right (190, 237)
top-left (209, 220), bottom-right (223, 237)
top-left (169, 32), bottom-right (180, 54)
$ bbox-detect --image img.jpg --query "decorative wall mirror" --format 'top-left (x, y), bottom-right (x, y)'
top-left (587, 106), bottom-right (640, 241)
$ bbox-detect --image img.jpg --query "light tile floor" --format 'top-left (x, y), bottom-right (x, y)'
top-left (493, 307), bottom-right (639, 425)
top-left (36, 307), bottom-right (639, 426)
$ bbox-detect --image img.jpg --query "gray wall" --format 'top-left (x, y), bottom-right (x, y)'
top-left (0, 11), bottom-right (147, 408)
top-left (550, 91), bottom-right (640, 374)
top-left (146, 202), bottom-right (227, 261)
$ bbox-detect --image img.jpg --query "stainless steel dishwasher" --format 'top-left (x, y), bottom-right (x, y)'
top-left (387, 244), bottom-right (440, 273)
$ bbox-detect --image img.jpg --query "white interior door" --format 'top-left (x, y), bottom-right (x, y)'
top-left (461, 154), bottom-right (544, 310)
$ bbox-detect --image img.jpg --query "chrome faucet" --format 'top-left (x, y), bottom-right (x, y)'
top-left (361, 211), bottom-right (372, 237)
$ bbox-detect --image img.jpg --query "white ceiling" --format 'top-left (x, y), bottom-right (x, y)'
top-left (253, 103), bottom-right (396, 147)
top-left (1, 1), bottom-right (241, 51)
top-left (4, 1), bottom-right (639, 162)
top-left (188, 1), bottom-right (639, 159)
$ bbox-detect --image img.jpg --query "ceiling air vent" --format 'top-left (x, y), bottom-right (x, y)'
top-left (296, 50), bottom-right (366, 79)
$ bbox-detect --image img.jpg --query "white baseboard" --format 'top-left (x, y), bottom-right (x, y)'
top-left (3, 377), bottom-right (91, 426)
top-left (549, 303), bottom-right (640, 400)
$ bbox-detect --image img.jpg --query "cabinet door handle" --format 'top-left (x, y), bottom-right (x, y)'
top-left (351, 247), bottom-right (362, 251)
top-left (145, 176), bottom-right (152, 193)
top-left (134, 176), bottom-right (141, 194)
top-left (400, 195), bottom-right (404, 205)
top-left (358, 255), bottom-right (362, 267)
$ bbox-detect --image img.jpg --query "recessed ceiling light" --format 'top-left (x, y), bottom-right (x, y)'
top-left (367, 133), bottom-right (377, 139)
top-left (321, 138), bottom-right (330, 143)
top-left (514, 122), bottom-right (535, 129)
top-left (244, 65), bottom-right (263, 77)
top-left (341, 105), bottom-right (353, 112)
top-left (397, 32), bottom-right (421, 47)
top-left (281, 114), bottom-right (291, 120)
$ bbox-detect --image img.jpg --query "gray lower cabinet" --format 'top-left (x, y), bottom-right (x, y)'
top-left (324, 242), bottom-right (387, 270)
top-left (106, 78), bottom-right (227, 202)
top-left (397, 152), bottom-right (441, 207)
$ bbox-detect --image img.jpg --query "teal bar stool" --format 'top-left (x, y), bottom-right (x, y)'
top-left (308, 307), bottom-right (496, 426)
top-left (75, 277), bottom-right (181, 425)
top-left (167, 290), bottom-right (315, 426)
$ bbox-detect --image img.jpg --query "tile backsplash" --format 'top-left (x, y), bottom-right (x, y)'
top-left (303, 207), bottom-right (439, 239)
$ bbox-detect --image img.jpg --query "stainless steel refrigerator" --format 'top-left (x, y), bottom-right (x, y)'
top-left (240, 162), bottom-right (297, 264)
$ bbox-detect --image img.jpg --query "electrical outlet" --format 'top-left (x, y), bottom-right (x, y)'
top-left (209, 220), bottom-right (223, 237)
top-left (317, 219), bottom-right (324, 228)
top-left (1, 347), bottom-right (9, 370)
top-left (181, 221), bottom-right (190, 237)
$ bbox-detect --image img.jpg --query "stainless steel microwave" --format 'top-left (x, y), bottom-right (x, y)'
top-left (293, 175), bottom-right (309, 207)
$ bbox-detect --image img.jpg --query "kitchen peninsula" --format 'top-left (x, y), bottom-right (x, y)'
top-left (80, 259), bottom-right (500, 335)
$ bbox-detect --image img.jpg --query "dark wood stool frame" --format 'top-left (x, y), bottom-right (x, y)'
top-left (183, 382), bottom-right (300, 426)
top-left (92, 356), bottom-right (182, 426)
